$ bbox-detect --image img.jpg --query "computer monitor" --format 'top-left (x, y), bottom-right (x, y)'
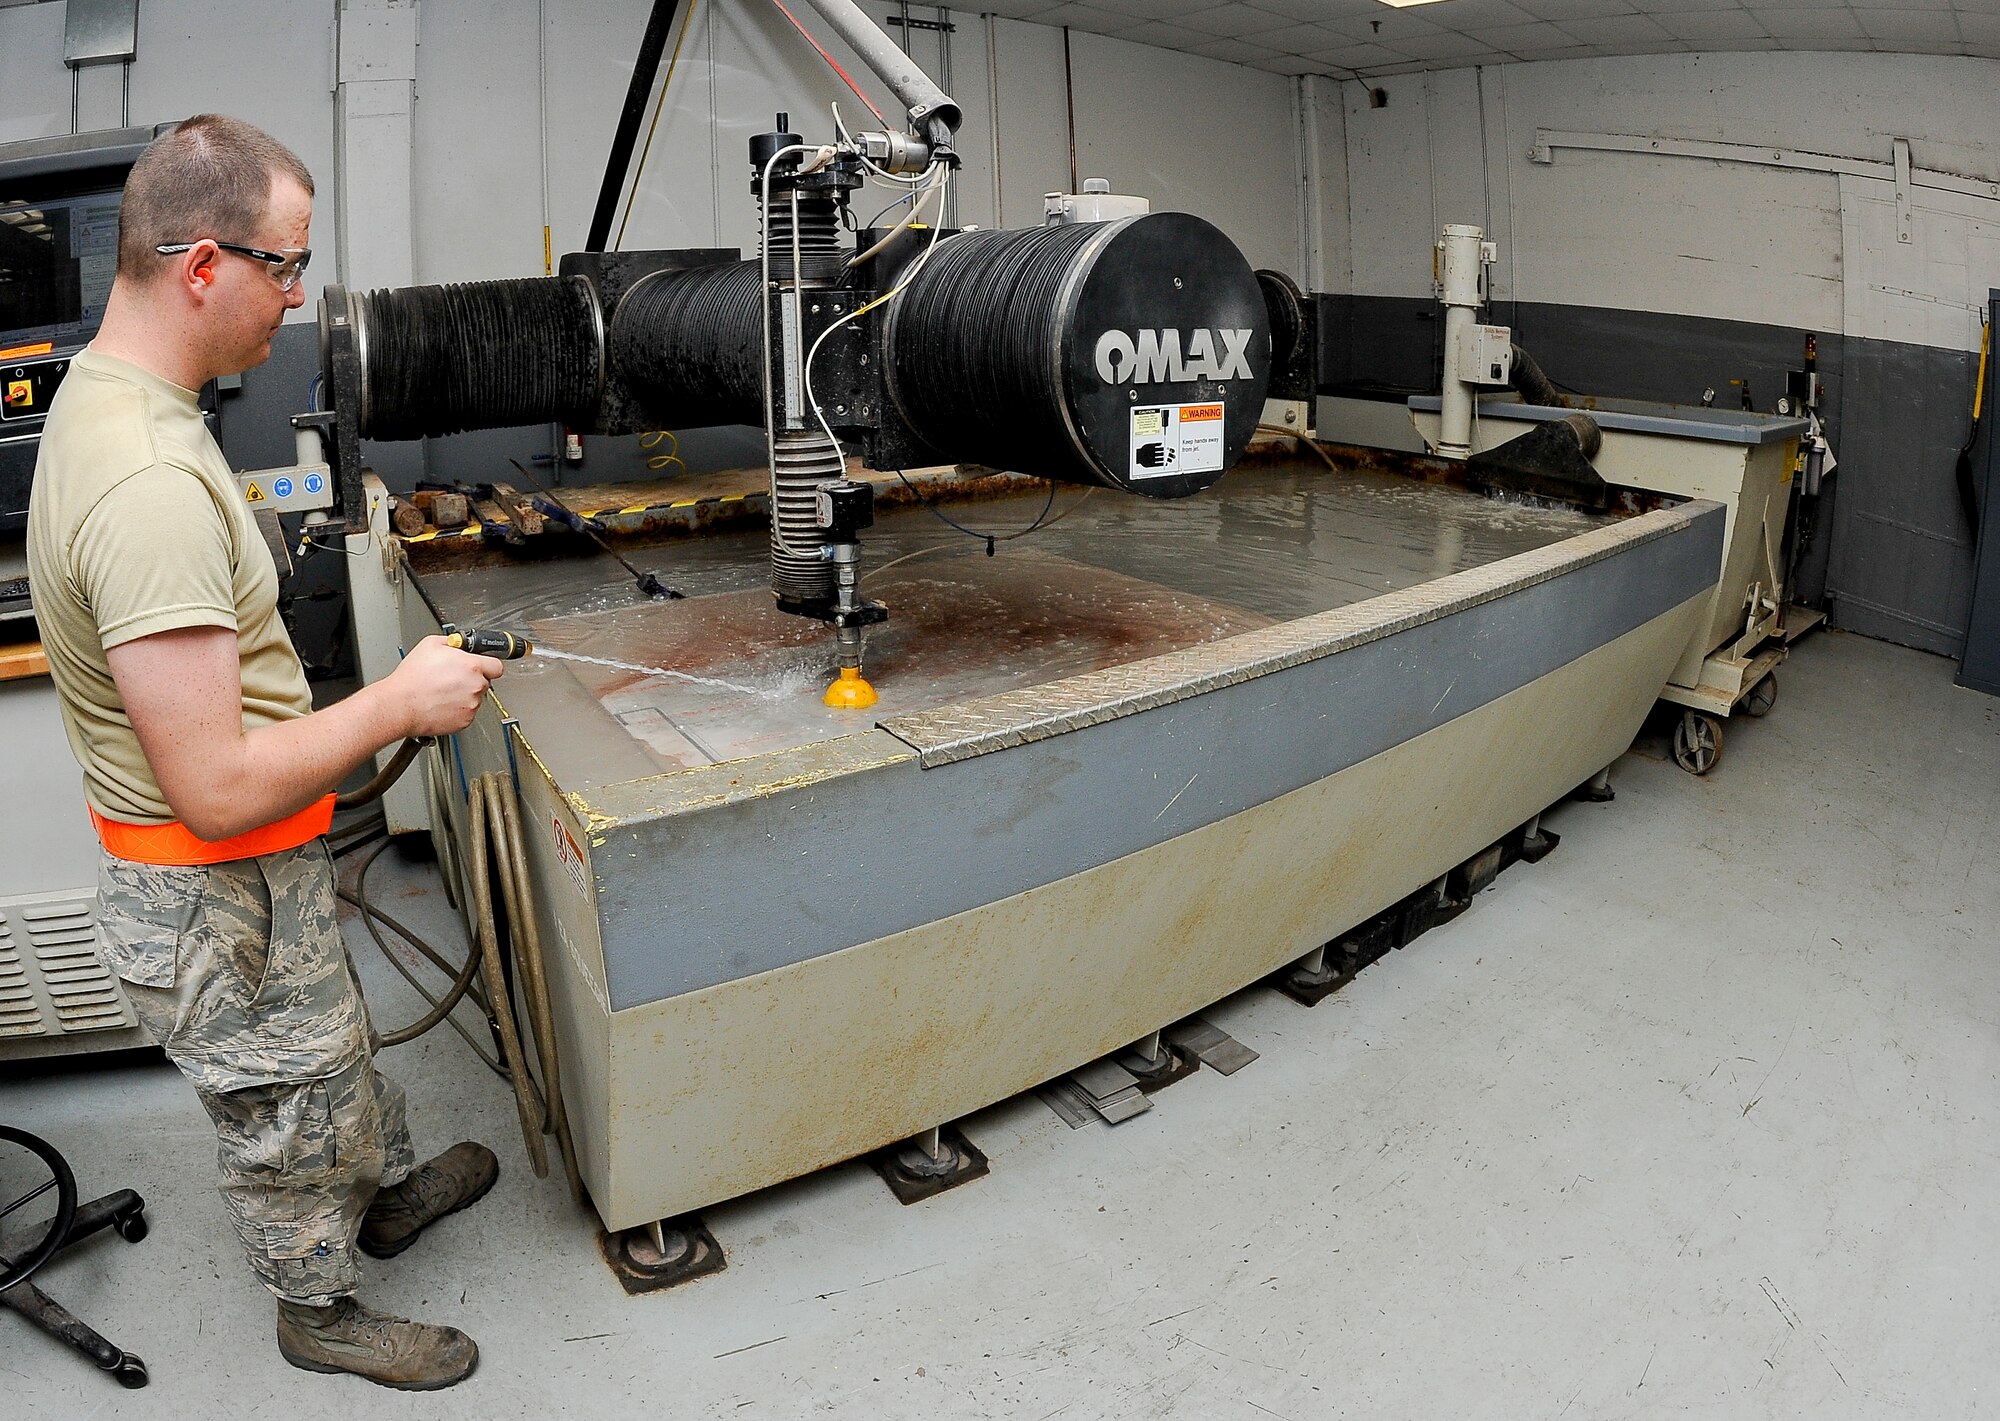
top-left (0, 186), bottom-right (123, 354)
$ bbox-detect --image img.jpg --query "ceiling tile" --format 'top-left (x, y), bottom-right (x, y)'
top-left (1251, 52), bottom-right (1351, 74)
top-left (1466, 19), bottom-right (1584, 46)
top-left (1509, 41), bottom-right (1605, 57)
top-left (1359, 12), bottom-right (1453, 40)
top-left (1190, 34), bottom-right (1290, 60)
top-left (1652, 9), bottom-right (1774, 39)
top-left (1959, 10), bottom-right (2000, 46)
top-left (1249, 20), bottom-right (1375, 49)
top-left (1029, 4), bottom-right (1142, 34)
top-left (1172, 2), bottom-right (1298, 37)
top-left (1750, 6), bottom-right (1868, 37)
top-left (1306, 40), bottom-right (1411, 65)
top-left (1556, 12), bottom-right (1678, 42)
top-left (1116, 19), bottom-right (1237, 48)
top-left (1394, 28), bottom-right (1523, 55)
top-left (1243, 0), bottom-right (1368, 21)
top-left (1082, 0), bottom-right (1228, 16)
top-left (1511, 0), bottom-right (1642, 18)
top-left (974, 1), bottom-right (1065, 17)
top-left (1411, 0), bottom-right (1545, 24)
top-left (1854, 7), bottom-right (1960, 41)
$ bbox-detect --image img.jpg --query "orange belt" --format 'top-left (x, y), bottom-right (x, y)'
top-left (90, 794), bottom-right (337, 866)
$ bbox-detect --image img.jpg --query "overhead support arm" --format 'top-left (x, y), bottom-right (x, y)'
top-left (585, 0), bottom-right (686, 254)
top-left (800, 0), bottom-right (962, 155)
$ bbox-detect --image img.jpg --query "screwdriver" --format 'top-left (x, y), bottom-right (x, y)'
top-left (443, 628), bottom-right (533, 659)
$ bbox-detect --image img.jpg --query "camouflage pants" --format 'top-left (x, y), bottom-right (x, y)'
top-left (95, 841), bottom-right (415, 1305)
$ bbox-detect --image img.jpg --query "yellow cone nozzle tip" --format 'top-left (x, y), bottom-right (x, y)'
top-left (823, 666), bottom-right (878, 710)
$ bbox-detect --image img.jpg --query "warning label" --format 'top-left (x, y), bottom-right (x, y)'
top-left (1129, 399), bottom-right (1225, 481)
top-left (552, 812), bottom-right (589, 898)
top-left (243, 481), bottom-right (266, 503)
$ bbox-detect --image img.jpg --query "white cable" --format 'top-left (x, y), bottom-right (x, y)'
top-left (803, 167), bottom-right (953, 463)
top-left (848, 164), bottom-right (943, 268)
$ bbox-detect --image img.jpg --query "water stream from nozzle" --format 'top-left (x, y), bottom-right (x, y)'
top-left (535, 647), bottom-right (765, 699)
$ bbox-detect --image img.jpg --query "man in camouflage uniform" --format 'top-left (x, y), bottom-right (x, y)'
top-left (29, 115), bottom-right (502, 1390)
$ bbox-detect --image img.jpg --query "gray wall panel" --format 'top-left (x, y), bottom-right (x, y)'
top-left (1324, 293), bottom-right (1982, 657)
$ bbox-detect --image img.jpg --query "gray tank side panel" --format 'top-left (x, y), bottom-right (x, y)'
top-left (595, 503), bottom-right (1722, 1009)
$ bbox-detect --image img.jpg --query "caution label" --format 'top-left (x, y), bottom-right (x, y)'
top-left (243, 481), bottom-right (265, 503)
top-left (552, 811), bottom-right (589, 898)
top-left (1129, 398), bottom-right (1226, 481)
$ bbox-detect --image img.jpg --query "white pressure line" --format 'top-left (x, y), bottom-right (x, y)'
top-left (802, 166), bottom-right (953, 468)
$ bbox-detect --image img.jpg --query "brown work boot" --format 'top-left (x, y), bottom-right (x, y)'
top-left (276, 1297), bottom-right (478, 1390)
top-left (358, 1141), bottom-right (499, 1259)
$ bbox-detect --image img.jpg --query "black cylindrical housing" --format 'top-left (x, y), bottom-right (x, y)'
top-left (348, 276), bottom-right (603, 441)
top-left (884, 212), bottom-right (1270, 496)
top-left (609, 261), bottom-right (764, 430)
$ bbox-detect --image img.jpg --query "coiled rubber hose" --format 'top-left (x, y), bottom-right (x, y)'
top-left (335, 747), bottom-right (581, 1202)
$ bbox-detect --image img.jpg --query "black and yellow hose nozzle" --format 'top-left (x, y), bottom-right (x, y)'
top-left (445, 628), bottom-right (533, 659)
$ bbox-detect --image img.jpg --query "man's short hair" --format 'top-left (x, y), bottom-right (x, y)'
top-left (116, 114), bottom-right (314, 280)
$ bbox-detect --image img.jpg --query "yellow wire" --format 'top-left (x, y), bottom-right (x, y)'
top-left (639, 429), bottom-right (684, 472)
top-left (1975, 320), bottom-right (1990, 425)
top-left (614, 0), bottom-right (701, 251)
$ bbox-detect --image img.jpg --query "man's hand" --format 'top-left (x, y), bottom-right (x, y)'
top-left (107, 626), bottom-right (504, 841)
top-left (385, 636), bottom-right (505, 739)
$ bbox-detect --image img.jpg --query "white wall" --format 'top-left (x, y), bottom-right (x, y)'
top-left (0, 0), bottom-right (339, 306)
top-left (1332, 51), bottom-right (2000, 353)
top-left (1, 1), bottom-right (1303, 300)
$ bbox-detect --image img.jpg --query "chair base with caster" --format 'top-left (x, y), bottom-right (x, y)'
top-left (0, 1126), bottom-right (151, 1388)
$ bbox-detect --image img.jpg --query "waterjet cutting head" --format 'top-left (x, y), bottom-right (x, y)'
top-left (823, 666), bottom-right (878, 710)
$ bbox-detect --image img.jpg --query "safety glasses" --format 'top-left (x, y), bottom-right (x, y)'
top-left (154, 240), bottom-right (312, 293)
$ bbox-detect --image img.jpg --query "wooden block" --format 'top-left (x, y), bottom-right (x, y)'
top-left (491, 482), bottom-right (545, 537)
top-left (431, 492), bottom-right (469, 529)
top-left (0, 641), bottom-right (49, 682)
top-left (392, 501), bottom-right (428, 537)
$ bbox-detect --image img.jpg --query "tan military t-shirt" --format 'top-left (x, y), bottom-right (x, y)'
top-left (26, 348), bottom-right (312, 824)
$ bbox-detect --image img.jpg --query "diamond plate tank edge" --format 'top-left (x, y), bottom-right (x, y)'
top-left (882, 501), bottom-right (1715, 768)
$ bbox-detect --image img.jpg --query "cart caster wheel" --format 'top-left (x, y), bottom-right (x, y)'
top-left (109, 1353), bottom-right (149, 1388)
top-left (1743, 674), bottom-right (1776, 718)
top-left (1673, 710), bottom-right (1724, 775)
top-left (114, 1209), bottom-right (147, 1243)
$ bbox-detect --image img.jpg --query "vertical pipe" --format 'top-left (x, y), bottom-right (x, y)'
top-left (538, 0), bottom-right (552, 273)
top-left (938, 6), bottom-right (956, 227)
top-left (985, 12), bottom-right (1003, 227)
top-left (585, 0), bottom-right (684, 254)
top-left (1062, 27), bottom-right (1078, 196)
top-left (1437, 223), bottom-right (1485, 460)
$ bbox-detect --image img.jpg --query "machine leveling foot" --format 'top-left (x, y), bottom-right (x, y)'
top-left (1116, 1031), bottom-right (1199, 1094)
top-left (869, 1125), bottom-right (989, 1205)
top-left (1576, 766), bottom-right (1616, 802)
top-left (598, 1214), bottom-right (726, 1294)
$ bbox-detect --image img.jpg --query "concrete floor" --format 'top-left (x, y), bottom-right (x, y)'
top-left (5, 628), bottom-right (1997, 1418)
